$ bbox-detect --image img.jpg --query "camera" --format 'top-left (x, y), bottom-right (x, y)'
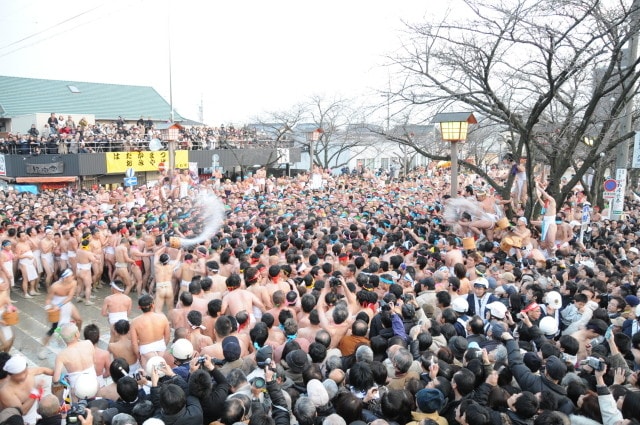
top-left (251, 377), bottom-right (266, 389)
top-left (212, 358), bottom-right (226, 366)
top-left (583, 356), bottom-right (606, 372)
top-left (257, 357), bottom-right (272, 369)
top-left (134, 371), bottom-right (144, 381)
top-left (197, 356), bottom-right (206, 366)
top-left (67, 400), bottom-right (88, 423)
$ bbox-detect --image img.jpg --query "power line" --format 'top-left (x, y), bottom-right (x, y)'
top-left (0, 4), bottom-right (105, 51)
top-left (0, 0), bottom-right (138, 60)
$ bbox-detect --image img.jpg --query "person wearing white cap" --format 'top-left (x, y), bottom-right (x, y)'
top-left (451, 297), bottom-right (470, 337)
top-left (465, 277), bottom-right (499, 320)
top-left (39, 269), bottom-right (82, 360)
top-left (0, 355), bottom-right (53, 425)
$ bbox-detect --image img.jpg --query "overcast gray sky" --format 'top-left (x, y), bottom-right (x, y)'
top-left (0, 0), bottom-right (455, 125)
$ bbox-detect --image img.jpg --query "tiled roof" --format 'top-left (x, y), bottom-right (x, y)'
top-left (0, 75), bottom-right (186, 121)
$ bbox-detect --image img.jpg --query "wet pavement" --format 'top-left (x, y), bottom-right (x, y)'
top-left (6, 283), bottom-right (143, 371)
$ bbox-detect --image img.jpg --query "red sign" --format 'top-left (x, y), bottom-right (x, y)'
top-left (158, 162), bottom-right (165, 172)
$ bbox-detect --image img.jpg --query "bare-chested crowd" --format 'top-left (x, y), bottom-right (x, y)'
top-left (1, 163), bottom-right (640, 425)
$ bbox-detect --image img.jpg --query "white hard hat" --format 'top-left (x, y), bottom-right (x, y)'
top-left (473, 277), bottom-right (489, 288)
top-left (170, 338), bottom-right (194, 361)
top-left (539, 316), bottom-right (559, 336)
top-left (451, 297), bottom-right (469, 314)
top-left (73, 373), bottom-right (99, 399)
top-left (486, 301), bottom-right (507, 319)
top-left (145, 356), bottom-right (167, 379)
top-left (545, 291), bottom-right (562, 309)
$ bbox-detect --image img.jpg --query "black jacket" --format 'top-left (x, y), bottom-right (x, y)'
top-left (151, 374), bottom-right (203, 425)
top-left (506, 339), bottom-right (574, 415)
top-left (266, 379), bottom-right (290, 425)
top-left (199, 367), bottom-right (231, 424)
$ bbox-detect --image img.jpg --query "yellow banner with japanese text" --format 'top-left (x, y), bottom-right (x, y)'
top-left (105, 151), bottom-right (189, 173)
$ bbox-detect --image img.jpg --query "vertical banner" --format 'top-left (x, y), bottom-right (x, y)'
top-left (612, 168), bottom-right (627, 218)
top-left (633, 132), bottom-right (640, 168)
top-left (0, 154), bottom-right (6, 176)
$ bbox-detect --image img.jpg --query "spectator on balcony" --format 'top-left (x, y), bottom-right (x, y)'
top-left (47, 113), bottom-right (58, 133)
top-left (45, 137), bottom-right (59, 155)
top-left (42, 124), bottom-right (51, 140)
top-left (27, 124), bottom-right (39, 139)
top-left (66, 116), bottom-right (76, 133)
top-left (78, 117), bottom-right (89, 136)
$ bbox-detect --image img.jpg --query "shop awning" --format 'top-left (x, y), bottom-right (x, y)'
top-left (15, 176), bottom-right (77, 183)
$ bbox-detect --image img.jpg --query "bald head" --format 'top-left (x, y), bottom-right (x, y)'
top-left (38, 394), bottom-right (61, 418)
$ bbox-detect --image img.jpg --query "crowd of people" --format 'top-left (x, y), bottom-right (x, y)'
top-left (0, 164), bottom-right (639, 425)
top-left (0, 114), bottom-right (294, 155)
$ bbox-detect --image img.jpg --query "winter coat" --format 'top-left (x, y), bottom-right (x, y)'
top-left (505, 339), bottom-right (574, 415)
top-left (151, 375), bottom-right (203, 425)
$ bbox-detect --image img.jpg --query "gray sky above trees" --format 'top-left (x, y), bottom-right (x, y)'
top-left (0, 0), bottom-right (442, 125)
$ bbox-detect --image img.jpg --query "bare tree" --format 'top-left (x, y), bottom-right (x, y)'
top-left (306, 95), bottom-right (377, 170)
top-left (389, 0), bottom-right (640, 210)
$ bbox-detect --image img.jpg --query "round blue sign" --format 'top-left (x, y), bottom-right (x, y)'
top-left (603, 179), bottom-right (617, 192)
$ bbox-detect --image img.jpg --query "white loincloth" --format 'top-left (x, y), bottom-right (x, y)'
top-left (19, 257), bottom-right (38, 281)
top-left (51, 295), bottom-right (73, 325)
top-left (139, 339), bottom-right (167, 355)
top-left (108, 311), bottom-right (129, 325)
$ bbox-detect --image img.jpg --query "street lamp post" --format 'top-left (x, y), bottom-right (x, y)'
top-left (159, 123), bottom-right (182, 180)
top-left (431, 112), bottom-right (477, 197)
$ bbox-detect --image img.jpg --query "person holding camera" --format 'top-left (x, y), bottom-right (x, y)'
top-left (187, 353), bottom-right (230, 425)
top-left (148, 359), bottom-right (203, 425)
top-left (502, 330), bottom-right (575, 415)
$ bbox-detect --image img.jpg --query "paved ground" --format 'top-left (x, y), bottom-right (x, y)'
top-left (7, 283), bottom-right (143, 372)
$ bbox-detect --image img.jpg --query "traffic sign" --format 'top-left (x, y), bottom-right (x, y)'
top-left (603, 191), bottom-right (616, 199)
top-left (158, 162), bottom-right (166, 172)
top-left (125, 167), bottom-right (135, 178)
top-left (124, 176), bottom-right (138, 187)
top-left (603, 178), bottom-right (617, 192)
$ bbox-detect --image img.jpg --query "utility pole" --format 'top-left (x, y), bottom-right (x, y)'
top-left (612, 0), bottom-right (640, 220)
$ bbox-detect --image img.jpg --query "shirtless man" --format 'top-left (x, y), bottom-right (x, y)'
top-left (0, 356), bottom-right (53, 425)
top-left (39, 269), bottom-right (82, 359)
top-left (27, 227), bottom-right (43, 281)
top-left (153, 252), bottom-right (175, 314)
top-left (15, 230), bottom-right (39, 298)
top-left (39, 229), bottom-right (56, 289)
top-left (316, 283), bottom-right (354, 349)
top-left (130, 295), bottom-right (170, 369)
top-left (89, 228), bottom-right (106, 290)
top-left (114, 238), bottom-right (136, 294)
top-left (129, 236), bottom-right (152, 294)
top-left (83, 324), bottom-right (111, 388)
top-left (443, 236), bottom-right (464, 272)
top-left (53, 323), bottom-right (99, 399)
top-left (101, 280), bottom-right (132, 339)
top-left (58, 229), bottom-right (69, 272)
top-left (177, 253), bottom-right (197, 294)
top-left (67, 227), bottom-right (79, 272)
top-left (220, 273), bottom-right (266, 324)
top-left (104, 226), bottom-right (119, 282)
top-left (75, 239), bottom-right (97, 305)
top-left (206, 260), bottom-right (227, 293)
top-left (108, 320), bottom-right (141, 376)
top-left (0, 240), bottom-right (14, 303)
top-left (186, 310), bottom-right (213, 353)
top-left (536, 180), bottom-right (558, 257)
